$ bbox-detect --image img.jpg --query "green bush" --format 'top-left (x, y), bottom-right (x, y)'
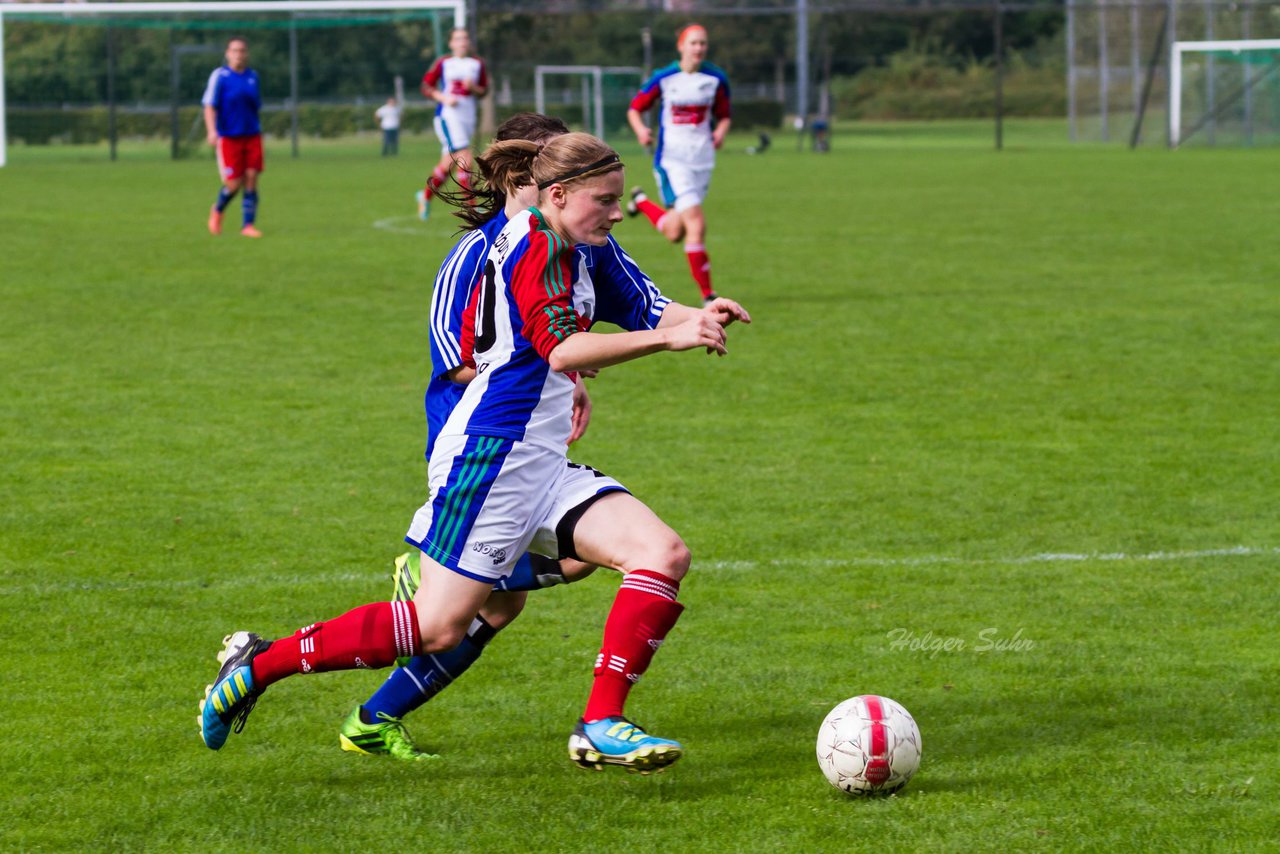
top-left (831, 48), bottom-right (1066, 120)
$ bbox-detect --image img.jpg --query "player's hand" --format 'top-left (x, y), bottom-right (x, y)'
top-left (443, 93), bottom-right (459, 107)
top-left (568, 376), bottom-right (593, 444)
top-left (635, 127), bottom-right (653, 148)
top-left (702, 297), bottom-right (751, 328)
top-left (207, 130), bottom-right (218, 146)
top-left (666, 314), bottom-right (728, 357)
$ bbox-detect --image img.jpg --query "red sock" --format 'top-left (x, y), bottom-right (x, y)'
top-left (685, 244), bottom-right (713, 299)
top-left (583, 570), bottom-right (684, 723)
top-left (424, 167), bottom-right (448, 200)
top-left (250, 601), bottom-right (419, 689)
top-left (636, 197), bottom-right (667, 228)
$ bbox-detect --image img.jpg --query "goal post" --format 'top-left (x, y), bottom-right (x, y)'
top-left (0, 0), bottom-right (466, 167)
top-left (1169, 38), bottom-right (1280, 148)
top-left (533, 65), bottom-right (642, 143)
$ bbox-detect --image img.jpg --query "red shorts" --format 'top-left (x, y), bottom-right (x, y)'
top-left (216, 135), bottom-right (264, 181)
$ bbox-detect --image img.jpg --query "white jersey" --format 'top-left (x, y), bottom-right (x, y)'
top-left (630, 61), bottom-right (731, 170)
top-left (423, 54), bottom-right (487, 126)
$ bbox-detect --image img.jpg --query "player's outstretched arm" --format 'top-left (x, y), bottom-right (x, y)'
top-left (660, 297), bottom-right (751, 329)
top-left (548, 316), bottom-right (728, 374)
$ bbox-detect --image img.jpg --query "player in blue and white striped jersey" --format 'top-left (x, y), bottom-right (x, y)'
top-left (340, 115), bottom-right (668, 762)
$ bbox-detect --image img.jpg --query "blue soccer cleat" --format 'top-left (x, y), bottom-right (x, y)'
top-left (568, 716), bottom-right (683, 774)
top-left (199, 631), bottom-right (271, 750)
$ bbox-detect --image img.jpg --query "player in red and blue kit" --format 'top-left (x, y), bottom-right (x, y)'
top-left (199, 131), bottom-right (750, 775)
top-left (202, 37), bottom-right (264, 238)
top-left (626, 24), bottom-right (731, 303)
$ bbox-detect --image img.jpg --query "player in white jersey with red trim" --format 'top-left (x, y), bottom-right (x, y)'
top-left (626, 24), bottom-right (731, 304)
top-left (416, 28), bottom-right (489, 221)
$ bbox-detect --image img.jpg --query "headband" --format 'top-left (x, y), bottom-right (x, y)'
top-left (536, 155), bottom-right (622, 190)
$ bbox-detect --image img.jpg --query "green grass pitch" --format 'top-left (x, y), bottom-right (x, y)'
top-left (1, 121), bottom-right (1277, 851)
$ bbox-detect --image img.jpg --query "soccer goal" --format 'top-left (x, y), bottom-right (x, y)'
top-left (0, 0), bottom-right (465, 167)
top-left (1169, 39), bottom-right (1280, 148)
top-left (533, 65), bottom-right (642, 143)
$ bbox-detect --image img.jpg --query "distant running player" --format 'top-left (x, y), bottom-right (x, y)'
top-left (203, 37), bottom-right (264, 238)
top-left (626, 23), bottom-right (731, 303)
top-left (416, 28), bottom-right (488, 221)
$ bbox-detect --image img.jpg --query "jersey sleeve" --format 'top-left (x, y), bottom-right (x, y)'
top-left (712, 75), bottom-right (731, 121)
top-left (629, 72), bottom-right (663, 112)
top-left (201, 69), bottom-right (222, 108)
top-left (587, 237), bottom-right (670, 331)
top-left (423, 58), bottom-right (444, 91)
top-left (504, 230), bottom-right (585, 362)
top-left (429, 231), bottom-right (488, 380)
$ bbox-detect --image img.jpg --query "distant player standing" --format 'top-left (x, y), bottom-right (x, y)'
top-left (416, 28), bottom-right (488, 221)
top-left (202, 37), bottom-right (264, 238)
top-left (626, 24), bottom-right (731, 303)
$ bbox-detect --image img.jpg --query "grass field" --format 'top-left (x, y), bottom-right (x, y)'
top-left (2, 120), bottom-right (1278, 851)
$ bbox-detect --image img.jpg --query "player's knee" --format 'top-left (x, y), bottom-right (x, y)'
top-left (415, 617), bottom-right (469, 654)
top-left (641, 535), bottom-right (691, 582)
top-left (480, 591), bottom-right (527, 630)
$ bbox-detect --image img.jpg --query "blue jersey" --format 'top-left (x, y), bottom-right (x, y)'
top-left (202, 66), bottom-right (262, 137)
top-left (424, 211), bottom-right (669, 455)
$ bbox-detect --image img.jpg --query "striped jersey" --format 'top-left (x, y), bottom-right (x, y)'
top-left (434, 208), bottom-right (669, 452)
top-left (630, 61), bottom-right (730, 169)
top-left (422, 54), bottom-right (487, 123)
top-left (201, 66), bottom-right (262, 137)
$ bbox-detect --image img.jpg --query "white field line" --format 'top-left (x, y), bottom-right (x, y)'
top-left (704, 545), bottom-right (1279, 571)
top-left (371, 215), bottom-right (424, 235)
top-left (4, 545), bottom-right (1276, 597)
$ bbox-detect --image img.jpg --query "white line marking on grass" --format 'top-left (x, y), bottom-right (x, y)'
top-left (372, 215), bottom-right (423, 235)
top-left (703, 545), bottom-right (1280, 571)
top-left (3, 546), bottom-right (1276, 597)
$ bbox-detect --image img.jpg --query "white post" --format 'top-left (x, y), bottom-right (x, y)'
top-left (1169, 42), bottom-right (1183, 147)
top-left (592, 66), bottom-right (604, 139)
top-left (1, 11), bottom-right (7, 168)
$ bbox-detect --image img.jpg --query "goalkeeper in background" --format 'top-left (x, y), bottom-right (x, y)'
top-left (203, 36), bottom-right (264, 238)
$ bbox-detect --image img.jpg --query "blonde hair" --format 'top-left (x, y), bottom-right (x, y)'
top-left (477, 132), bottom-right (621, 201)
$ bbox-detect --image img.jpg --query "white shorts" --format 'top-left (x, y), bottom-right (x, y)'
top-left (404, 433), bottom-right (628, 583)
top-left (434, 112), bottom-right (475, 154)
top-left (654, 159), bottom-right (713, 211)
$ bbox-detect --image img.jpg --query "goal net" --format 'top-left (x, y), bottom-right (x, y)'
top-left (533, 65), bottom-right (642, 143)
top-left (1169, 39), bottom-right (1280, 147)
top-left (0, 0), bottom-right (464, 165)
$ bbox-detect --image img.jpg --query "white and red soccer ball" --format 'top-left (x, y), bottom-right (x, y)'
top-left (816, 695), bottom-right (922, 795)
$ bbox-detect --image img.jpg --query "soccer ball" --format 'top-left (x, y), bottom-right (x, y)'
top-left (816, 695), bottom-right (922, 796)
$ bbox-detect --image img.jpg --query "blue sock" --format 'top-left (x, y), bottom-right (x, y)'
top-left (242, 190), bottom-right (258, 227)
top-left (215, 186), bottom-right (237, 212)
top-left (495, 553), bottom-right (567, 591)
top-left (362, 614), bottom-right (498, 721)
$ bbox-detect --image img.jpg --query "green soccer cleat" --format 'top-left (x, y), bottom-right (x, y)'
top-left (339, 706), bottom-right (440, 762)
top-left (199, 631), bottom-right (271, 750)
top-left (568, 716), bottom-right (683, 775)
top-left (392, 551), bottom-right (420, 603)
top-left (392, 551), bottom-right (421, 667)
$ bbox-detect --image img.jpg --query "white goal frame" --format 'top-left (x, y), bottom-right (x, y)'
top-left (0, 0), bottom-right (465, 166)
top-left (533, 64), bottom-right (642, 142)
top-left (1169, 38), bottom-right (1280, 148)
